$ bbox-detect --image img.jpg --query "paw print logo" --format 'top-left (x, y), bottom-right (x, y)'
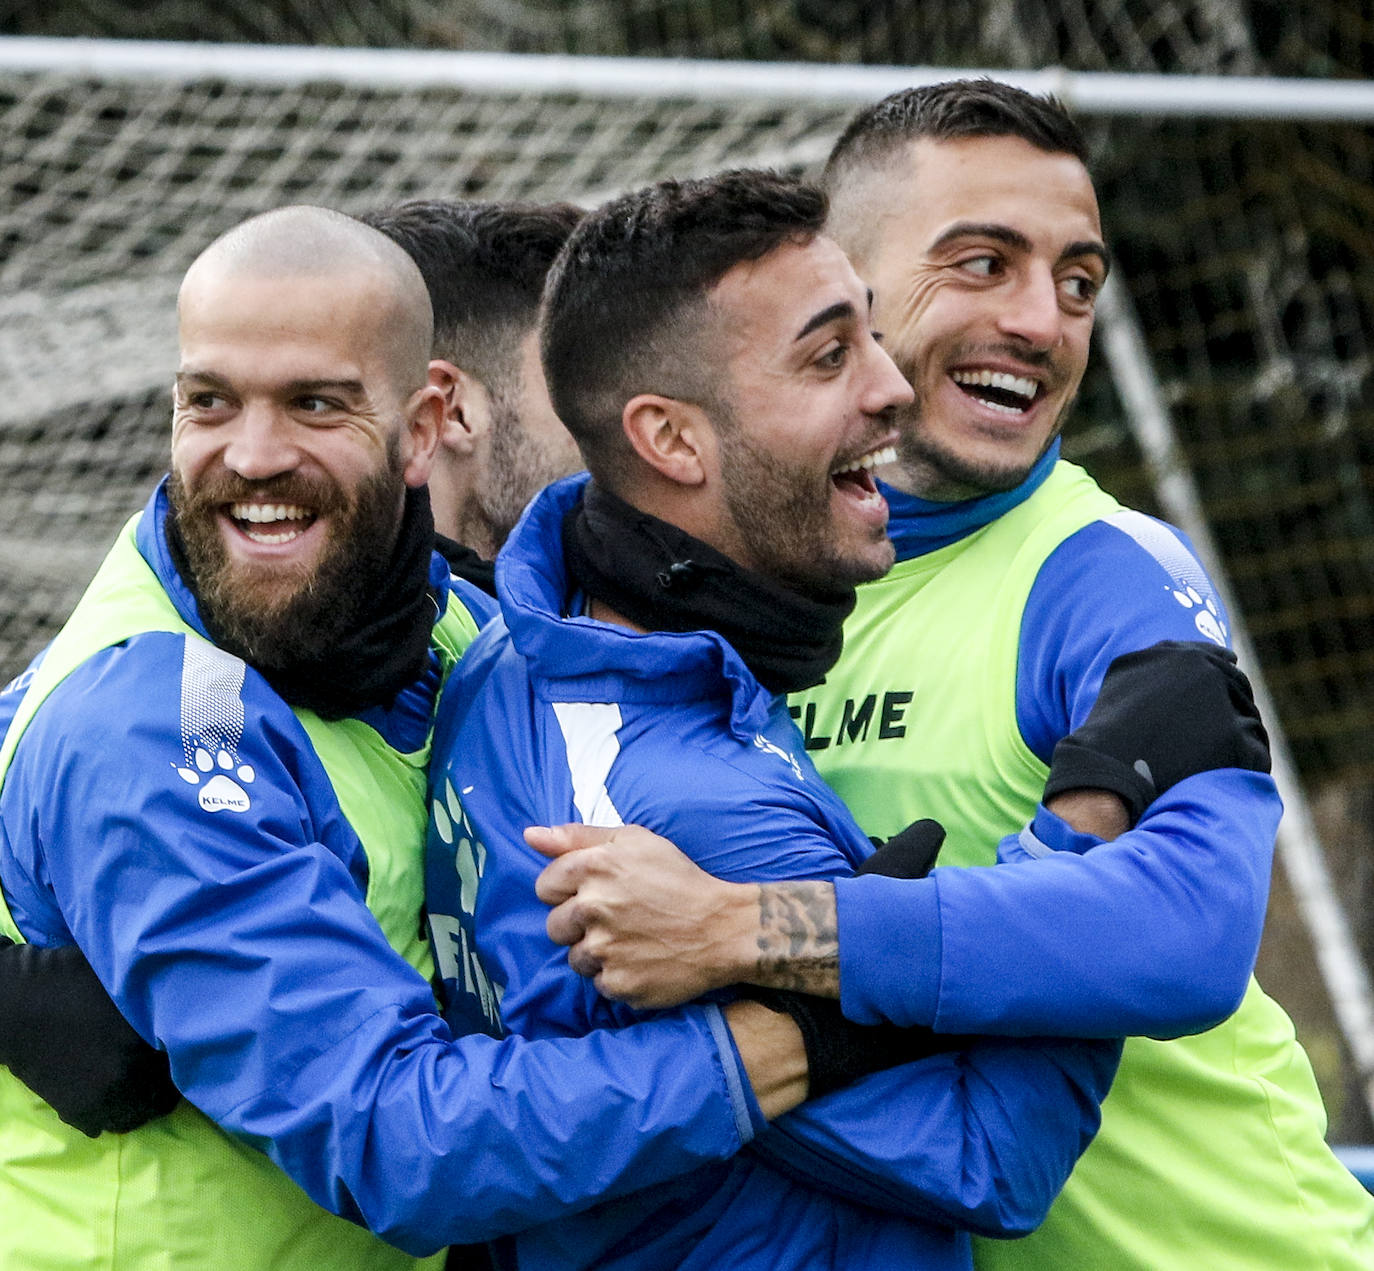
top-left (174, 745), bottom-right (255, 814)
top-left (1170, 584), bottom-right (1228, 648)
top-left (432, 778), bottom-right (486, 916)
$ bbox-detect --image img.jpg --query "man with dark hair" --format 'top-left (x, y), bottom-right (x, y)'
top-left (0, 204), bottom-right (834, 1269)
top-left (427, 167), bottom-right (1118, 1270)
top-left (531, 82), bottom-right (1374, 1268)
top-left (358, 198), bottom-right (584, 577)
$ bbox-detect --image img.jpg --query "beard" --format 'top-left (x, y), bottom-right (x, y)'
top-left (477, 386), bottom-right (580, 549)
top-left (890, 405), bottom-right (1067, 497)
top-left (169, 440), bottom-right (407, 671)
top-left (716, 423), bottom-right (893, 598)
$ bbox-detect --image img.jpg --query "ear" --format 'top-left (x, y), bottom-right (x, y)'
top-left (399, 383), bottom-right (445, 488)
top-left (427, 359), bottom-right (492, 457)
top-left (621, 394), bottom-right (712, 488)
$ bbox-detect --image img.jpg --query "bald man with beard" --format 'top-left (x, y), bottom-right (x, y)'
top-left (0, 205), bottom-right (819, 1270)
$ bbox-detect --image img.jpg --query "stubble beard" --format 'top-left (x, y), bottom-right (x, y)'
top-left (169, 440), bottom-right (407, 670)
top-left (478, 381), bottom-right (580, 553)
top-left (716, 423), bottom-right (893, 598)
top-left (887, 363), bottom-right (1075, 502)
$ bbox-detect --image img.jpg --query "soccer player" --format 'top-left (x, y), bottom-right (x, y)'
top-left (0, 198), bottom-right (588, 1150)
top-left (428, 167), bottom-right (1118, 1270)
top-left (0, 205), bottom-right (826, 1269)
top-left (532, 82), bottom-right (1374, 1268)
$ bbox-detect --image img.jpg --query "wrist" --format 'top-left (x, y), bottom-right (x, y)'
top-left (751, 880), bottom-right (840, 997)
top-left (701, 879), bottom-right (768, 992)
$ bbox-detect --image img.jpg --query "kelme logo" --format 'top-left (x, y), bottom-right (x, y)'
top-left (174, 745), bottom-right (255, 815)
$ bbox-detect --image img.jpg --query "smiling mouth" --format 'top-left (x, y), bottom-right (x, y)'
top-left (951, 369), bottom-right (1042, 415)
top-left (831, 443), bottom-right (897, 496)
top-left (227, 502), bottom-right (317, 544)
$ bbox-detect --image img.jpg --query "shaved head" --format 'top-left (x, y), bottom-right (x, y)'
top-left (170, 204), bottom-right (448, 675)
top-left (181, 205), bottom-right (434, 394)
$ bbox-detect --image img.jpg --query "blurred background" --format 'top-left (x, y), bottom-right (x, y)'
top-left (1, 0), bottom-right (1371, 1139)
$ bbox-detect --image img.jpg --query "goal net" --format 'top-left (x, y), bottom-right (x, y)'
top-left (1, 2), bottom-right (1372, 1127)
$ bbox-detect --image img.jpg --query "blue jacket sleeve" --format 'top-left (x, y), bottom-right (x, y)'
top-left (748, 1035), bottom-right (1120, 1236)
top-left (837, 770), bottom-right (1276, 1037)
top-left (836, 515), bottom-right (1280, 1036)
top-left (0, 636), bottom-right (755, 1256)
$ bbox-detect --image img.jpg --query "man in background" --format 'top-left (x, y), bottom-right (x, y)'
top-left (360, 198), bottom-right (584, 583)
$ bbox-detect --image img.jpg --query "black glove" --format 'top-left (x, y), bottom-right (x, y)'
top-left (746, 987), bottom-right (969, 1098)
top-left (0, 936), bottom-right (180, 1137)
top-left (1042, 641), bottom-right (1271, 826)
top-left (859, 818), bottom-right (946, 879)
top-left (748, 819), bottom-right (966, 1099)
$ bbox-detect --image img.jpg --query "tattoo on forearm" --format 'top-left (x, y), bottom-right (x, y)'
top-left (755, 881), bottom-right (840, 996)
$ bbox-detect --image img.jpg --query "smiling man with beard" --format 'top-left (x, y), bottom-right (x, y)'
top-left (0, 204), bottom-right (848, 1270)
top-left (423, 168), bottom-right (1118, 1271)
top-left (165, 234), bottom-right (450, 711)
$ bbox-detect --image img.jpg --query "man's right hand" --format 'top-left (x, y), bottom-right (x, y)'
top-left (529, 817), bottom-right (949, 1011)
top-left (0, 936), bottom-right (180, 1137)
top-left (529, 823), bottom-right (762, 1008)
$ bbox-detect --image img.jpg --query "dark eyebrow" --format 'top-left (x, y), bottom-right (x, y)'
top-left (281, 379), bottom-right (366, 398)
top-left (930, 221), bottom-right (1032, 255)
top-left (931, 222), bottom-right (1111, 276)
top-left (794, 299), bottom-right (859, 343)
top-left (1060, 240), bottom-right (1112, 278)
top-left (174, 372), bottom-right (366, 397)
top-left (175, 369), bottom-right (231, 390)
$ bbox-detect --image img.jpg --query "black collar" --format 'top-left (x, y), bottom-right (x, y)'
top-left (562, 482), bottom-right (855, 696)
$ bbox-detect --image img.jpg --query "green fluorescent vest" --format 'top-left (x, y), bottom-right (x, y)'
top-left (792, 462), bottom-right (1374, 1269)
top-left (0, 515), bottom-right (475, 1270)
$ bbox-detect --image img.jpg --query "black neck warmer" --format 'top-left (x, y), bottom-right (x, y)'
top-left (168, 486), bottom-right (439, 720)
top-left (562, 482), bottom-right (855, 696)
top-left (434, 533), bottom-right (497, 597)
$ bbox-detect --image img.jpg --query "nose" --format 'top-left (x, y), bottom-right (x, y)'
top-left (998, 266), bottom-right (1064, 351)
top-left (220, 404), bottom-right (299, 481)
top-left (863, 339), bottom-right (915, 415)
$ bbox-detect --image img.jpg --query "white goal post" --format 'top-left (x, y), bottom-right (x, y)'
top-left (4, 36), bottom-right (1374, 118)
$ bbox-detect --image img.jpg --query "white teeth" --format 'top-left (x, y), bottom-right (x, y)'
top-left (951, 369), bottom-right (1038, 402)
top-left (229, 503), bottom-right (311, 524)
top-left (833, 445), bottom-right (897, 476)
top-left (229, 503), bottom-right (312, 543)
top-left (242, 526), bottom-right (305, 544)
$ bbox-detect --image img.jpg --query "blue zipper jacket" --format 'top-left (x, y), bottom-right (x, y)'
top-left (0, 482), bottom-right (762, 1256)
top-left (427, 473), bottom-right (1119, 1271)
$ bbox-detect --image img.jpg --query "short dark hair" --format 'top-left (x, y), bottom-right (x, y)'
top-left (823, 78), bottom-right (1089, 191)
top-left (541, 169), bottom-right (827, 478)
top-left (358, 198), bottom-right (583, 394)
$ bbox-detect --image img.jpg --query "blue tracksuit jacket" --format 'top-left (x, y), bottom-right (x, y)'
top-left (0, 482), bottom-right (762, 1255)
top-left (426, 473), bottom-right (1119, 1271)
top-left (829, 444), bottom-right (1284, 1035)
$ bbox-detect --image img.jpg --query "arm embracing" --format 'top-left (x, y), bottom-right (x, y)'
top-left (4, 648), bottom-right (756, 1255)
top-left (838, 767), bottom-right (1277, 1036)
top-left (839, 518), bottom-right (1279, 1036)
top-left (750, 1034), bottom-right (1120, 1236)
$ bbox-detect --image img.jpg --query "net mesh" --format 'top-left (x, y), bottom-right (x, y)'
top-left (5, 0), bottom-right (1367, 71)
top-left (2, 1), bottom-right (1373, 1128)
